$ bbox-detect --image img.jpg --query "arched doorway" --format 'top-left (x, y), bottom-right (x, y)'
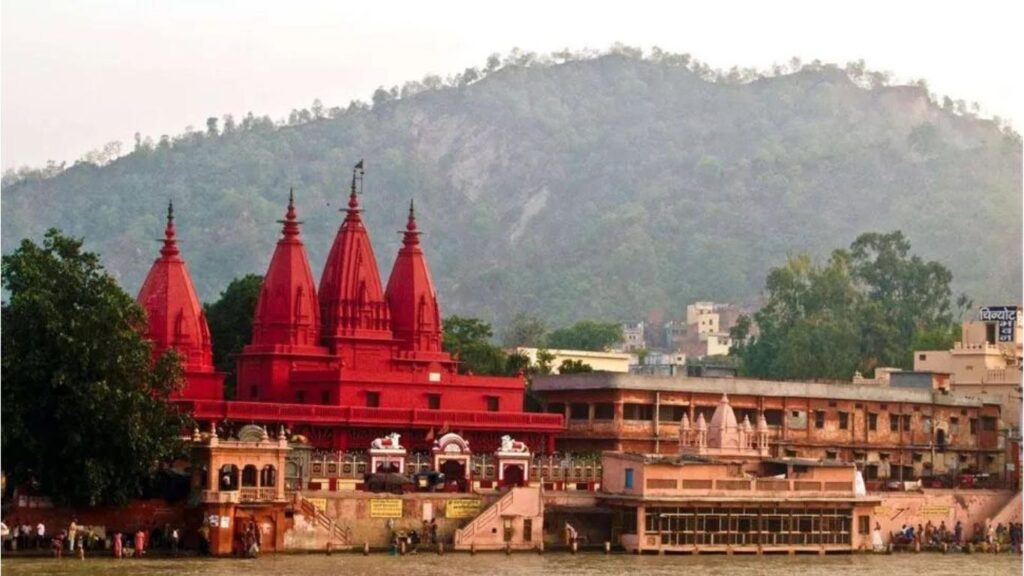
top-left (503, 464), bottom-right (526, 487)
top-left (441, 460), bottom-right (467, 491)
top-left (219, 465), bottom-right (239, 491)
top-left (936, 429), bottom-right (946, 452)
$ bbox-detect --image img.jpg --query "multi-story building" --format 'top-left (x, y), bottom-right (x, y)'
top-left (618, 322), bottom-right (646, 352)
top-left (533, 372), bottom-right (1005, 483)
top-left (516, 347), bottom-right (632, 374)
top-left (915, 306), bottom-right (1022, 434)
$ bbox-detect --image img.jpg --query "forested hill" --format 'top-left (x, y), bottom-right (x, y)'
top-left (3, 52), bottom-right (1021, 328)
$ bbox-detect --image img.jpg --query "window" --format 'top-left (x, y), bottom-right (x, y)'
top-left (868, 413), bottom-right (878, 431)
top-left (986, 323), bottom-right (997, 344)
top-left (838, 412), bottom-right (849, 430)
top-left (427, 394), bottom-right (441, 410)
top-left (859, 516), bottom-right (871, 535)
top-left (569, 403), bottom-right (590, 420)
top-left (366, 391), bottom-right (380, 408)
top-left (922, 417), bottom-right (932, 434)
top-left (296, 390), bottom-right (306, 403)
top-left (902, 414), bottom-right (912, 431)
top-left (547, 403), bottom-right (566, 415)
top-left (918, 353), bottom-right (927, 361)
top-left (320, 390), bottom-right (330, 404)
top-left (784, 449), bottom-right (798, 458)
top-left (969, 419), bottom-right (978, 435)
top-left (826, 450), bottom-right (838, 460)
top-left (950, 417), bottom-right (959, 435)
top-left (815, 411), bottom-right (826, 429)
top-left (659, 405), bottom-right (686, 422)
top-left (523, 519), bottom-right (532, 542)
top-left (982, 417), bottom-right (997, 431)
top-left (594, 403), bottom-right (615, 420)
top-left (486, 396), bottom-right (500, 412)
top-left (913, 453), bottom-right (923, 462)
top-left (624, 468), bottom-right (634, 489)
top-left (764, 410), bottom-right (783, 426)
top-left (890, 414), bottom-right (900, 432)
top-left (623, 403), bottom-right (655, 421)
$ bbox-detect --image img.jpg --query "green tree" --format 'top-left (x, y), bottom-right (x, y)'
top-left (203, 274), bottom-right (262, 399)
top-left (547, 320), bottom-right (623, 351)
top-left (2, 230), bottom-right (188, 506)
top-left (442, 315), bottom-right (509, 375)
top-left (534, 348), bottom-right (556, 375)
top-left (558, 359), bottom-right (593, 374)
top-left (734, 232), bottom-right (960, 381)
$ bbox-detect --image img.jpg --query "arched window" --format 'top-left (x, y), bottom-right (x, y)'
top-left (242, 464), bottom-right (259, 487)
top-left (261, 465), bottom-right (277, 487)
top-left (219, 465), bottom-right (239, 491)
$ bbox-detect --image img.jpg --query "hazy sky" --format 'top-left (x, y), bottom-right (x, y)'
top-left (2, 0), bottom-right (1021, 170)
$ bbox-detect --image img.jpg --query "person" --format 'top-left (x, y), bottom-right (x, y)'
top-left (171, 527), bottom-right (180, 555)
top-left (135, 529), bottom-right (146, 557)
top-left (113, 532), bottom-right (123, 559)
top-left (409, 529), bottom-right (420, 553)
top-left (11, 523), bottom-right (20, 552)
top-left (53, 530), bottom-right (65, 559)
top-left (36, 522), bottom-right (45, 549)
top-left (68, 519), bottom-right (78, 552)
top-left (198, 524), bottom-right (210, 555)
top-left (954, 521), bottom-right (963, 544)
top-left (77, 535), bottom-right (85, 560)
top-left (429, 518), bottom-right (438, 546)
top-left (872, 522), bottom-right (885, 552)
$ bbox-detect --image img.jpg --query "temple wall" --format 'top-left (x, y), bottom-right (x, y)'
top-left (871, 489), bottom-right (1019, 542)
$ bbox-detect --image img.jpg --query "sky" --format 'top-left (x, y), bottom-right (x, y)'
top-left (2, 0), bottom-right (1021, 171)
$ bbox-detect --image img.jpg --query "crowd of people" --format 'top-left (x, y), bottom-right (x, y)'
top-left (888, 520), bottom-right (1023, 553)
top-left (2, 517), bottom-right (186, 559)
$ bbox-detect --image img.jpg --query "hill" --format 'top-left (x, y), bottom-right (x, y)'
top-left (3, 51), bottom-right (1021, 328)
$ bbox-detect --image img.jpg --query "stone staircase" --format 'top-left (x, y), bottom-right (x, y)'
top-left (295, 494), bottom-right (352, 547)
top-left (987, 491), bottom-right (1022, 526)
top-left (454, 486), bottom-right (542, 550)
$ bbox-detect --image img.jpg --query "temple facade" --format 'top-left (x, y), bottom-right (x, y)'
top-left (137, 166), bottom-right (562, 452)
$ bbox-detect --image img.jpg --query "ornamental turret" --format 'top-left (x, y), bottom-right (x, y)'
top-left (250, 190), bottom-right (321, 348)
top-left (137, 202), bottom-right (223, 399)
top-left (385, 200), bottom-right (443, 353)
top-left (318, 162), bottom-right (393, 353)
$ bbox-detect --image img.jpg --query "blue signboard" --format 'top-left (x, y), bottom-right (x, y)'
top-left (979, 306), bottom-right (1018, 343)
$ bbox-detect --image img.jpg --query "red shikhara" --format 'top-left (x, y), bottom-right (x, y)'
top-left (136, 173), bottom-right (562, 452)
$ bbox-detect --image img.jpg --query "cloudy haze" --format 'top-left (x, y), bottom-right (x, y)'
top-left (2, 0), bottom-right (1021, 170)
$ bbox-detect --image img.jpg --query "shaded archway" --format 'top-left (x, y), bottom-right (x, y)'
top-left (219, 464), bottom-right (239, 491)
top-left (260, 465), bottom-right (277, 487)
top-left (242, 464), bottom-right (258, 487)
top-left (936, 429), bottom-right (946, 452)
top-left (441, 460), bottom-right (467, 491)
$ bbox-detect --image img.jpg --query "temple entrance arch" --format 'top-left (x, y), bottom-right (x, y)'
top-left (502, 464), bottom-right (525, 487)
top-left (433, 433), bottom-right (471, 492)
top-left (441, 460), bottom-right (467, 491)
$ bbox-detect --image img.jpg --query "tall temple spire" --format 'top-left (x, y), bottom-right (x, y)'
top-left (385, 198), bottom-right (444, 354)
top-left (137, 202), bottom-right (223, 399)
top-left (249, 190), bottom-right (321, 349)
top-left (318, 161), bottom-right (392, 351)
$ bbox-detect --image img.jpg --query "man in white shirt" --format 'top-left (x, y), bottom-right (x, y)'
top-left (36, 522), bottom-right (45, 549)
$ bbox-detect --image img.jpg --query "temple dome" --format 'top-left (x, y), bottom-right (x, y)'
top-left (707, 393), bottom-right (740, 449)
top-left (385, 200), bottom-right (443, 353)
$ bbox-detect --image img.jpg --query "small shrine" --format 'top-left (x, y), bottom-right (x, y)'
top-left (368, 432), bottom-right (407, 474)
top-left (432, 432), bottom-right (472, 490)
top-left (494, 435), bottom-right (531, 487)
top-left (679, 394), bottom-right (769, 459)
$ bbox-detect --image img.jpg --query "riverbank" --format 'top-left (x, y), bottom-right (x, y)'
top-left (2, 549), bottom-right (1022, 576)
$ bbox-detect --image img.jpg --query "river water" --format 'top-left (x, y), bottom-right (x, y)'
top-left (2, 553), bottom-right (1021, 576)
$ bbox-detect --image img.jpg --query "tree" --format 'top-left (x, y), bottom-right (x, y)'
top-left (501, 313), bottom-right (547, 347)
top-left (534, 348), bottom-right (556, 375)
top-left (204, 274), bottom-right (262, 398)
top-left (442, 316), bottom-right (508, 375)
top-left (547, 320), bottom-right (623, 351)
top-left (558, 359), bottom-right (593, 374)
top-left (734, 232), bottom-right (960, 380)
top-left (2, 230), bottom-right (188, 506)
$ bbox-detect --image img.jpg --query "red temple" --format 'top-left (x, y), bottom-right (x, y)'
top-left (137, 166), bottom-right (562, 452)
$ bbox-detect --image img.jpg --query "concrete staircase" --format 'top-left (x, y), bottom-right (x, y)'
top-left (296, 494), bottom-right (352, 547)
top-left (454, 486), bottom-right (543, 550)
top-left (987, 491), bottom-right (1022, 526)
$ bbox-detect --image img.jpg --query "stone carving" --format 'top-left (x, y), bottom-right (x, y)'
top-left (370, 432), bottom-right (403, 450)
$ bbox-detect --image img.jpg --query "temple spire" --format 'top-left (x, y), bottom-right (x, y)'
top-left (402, 198), bottom-right (420, 247)
top-left (161, 200), bottom-right (180, 257)
top-left (279, 188), bottom-right (300, 238)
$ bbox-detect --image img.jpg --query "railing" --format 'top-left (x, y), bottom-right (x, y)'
top-left (297, 494), bottom-right (352, 546)
top-left (238, 487), bottom-right (277, 502)
top-left (657, 478), bottom-right (853, 495)
top-left (178, 400), bottom-right (563, 430)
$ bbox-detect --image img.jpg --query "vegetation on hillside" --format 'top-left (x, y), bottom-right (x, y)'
top-left (3, 46), bottom-right (1020, 334)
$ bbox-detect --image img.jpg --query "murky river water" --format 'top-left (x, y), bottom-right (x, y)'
top-left (2, 553), bottom-right (1021, 576)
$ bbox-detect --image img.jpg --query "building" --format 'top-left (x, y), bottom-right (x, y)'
top-left (618, 322), bottom-right (645, 352)
top-left (914, 306), bottom-right (1022, 434)
top-left (600, 394), bottom-right (879, 554)
top-left (516, 347), bottom-right (632, 374)
top-left (532, 372), bottom-right (1006, 483)
top-left (137, 167), bottom-right (563, 453)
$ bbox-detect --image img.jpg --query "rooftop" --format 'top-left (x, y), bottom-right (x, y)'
top-left (532, 372), bottom-right (995, 407)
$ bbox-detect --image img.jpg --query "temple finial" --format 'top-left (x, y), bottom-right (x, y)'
top-left (280, 188), bottom-right (300, 237)
top-left (348, 160), bottom-right (364, 211)
top-left (288, 187), bottom-right (294, 208)
top-left (160, 201), bottom-right (180, 257)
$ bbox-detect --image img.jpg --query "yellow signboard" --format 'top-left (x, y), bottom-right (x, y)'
top-left (446, 499), bottom-right (482, 519)
top-left (918, 505), bottom-right (951, 517)
top-left (370, 499), bottom-right (403, 518)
